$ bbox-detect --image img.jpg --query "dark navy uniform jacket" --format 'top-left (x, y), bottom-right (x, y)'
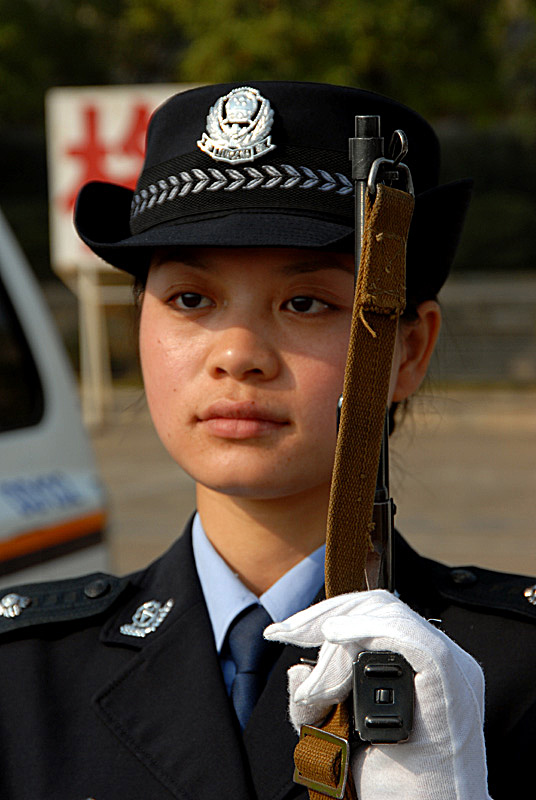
top-left (0, 521), bottom-right (535, 800)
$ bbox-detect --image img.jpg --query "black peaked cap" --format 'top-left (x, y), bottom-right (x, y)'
top-left (75, 81), bottom-right (472, 298)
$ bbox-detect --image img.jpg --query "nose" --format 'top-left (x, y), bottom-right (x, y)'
top-left (206, 324), bottom-right (280, 381)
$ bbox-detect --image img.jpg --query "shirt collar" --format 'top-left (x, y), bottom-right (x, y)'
top-left (192, 513), bottom-right (325, 652)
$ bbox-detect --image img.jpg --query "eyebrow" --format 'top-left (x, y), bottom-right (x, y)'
top-left (151, 248), bottom-right (206, 269)
top-left (151, 248), bottom-right (354, 275)
top-left (280, 258), bottom-right (354, 276)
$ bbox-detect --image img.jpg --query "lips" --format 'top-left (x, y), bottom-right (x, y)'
top-left (197, 401), bottom-right (289, 439)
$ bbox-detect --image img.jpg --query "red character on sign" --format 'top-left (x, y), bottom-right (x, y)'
top-left (62, 103), bottom-right (152, 212)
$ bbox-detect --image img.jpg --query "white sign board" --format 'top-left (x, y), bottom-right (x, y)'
top-left (46, 84), bottom-right (198, 274)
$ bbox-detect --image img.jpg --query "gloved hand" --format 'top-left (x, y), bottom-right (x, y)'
top-left (265, 589), bottom-right (491, 800)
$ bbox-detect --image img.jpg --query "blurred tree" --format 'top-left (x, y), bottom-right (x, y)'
top-left (124, 0), bottom-right (504, 120)
top-left (488, 0), bottom-right (536, 139)
top-left (1, 0), bottom-right (533, 124)
top-left (1, 0), bottom-right (535, 276)
top-left (0, 0), bottom-right (112, 126)
top-left (0, 0), bottom-right (187, 126)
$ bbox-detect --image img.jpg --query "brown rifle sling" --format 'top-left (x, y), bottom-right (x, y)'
top-left (294, 184), bottom-right (414, 799)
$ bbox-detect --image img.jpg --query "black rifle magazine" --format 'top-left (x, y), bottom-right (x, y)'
top-left (352, 651), bottom-right (414, 744)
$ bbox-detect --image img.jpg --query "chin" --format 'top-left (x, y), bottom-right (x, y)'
top-left (168, 439), bottom-right (335, 501)
top-left (191, 461), bottom-right (333, 502)
top-left (193, 469), bottom-right (292, 499)
top-left (201, 482), bottom-right (291, 501)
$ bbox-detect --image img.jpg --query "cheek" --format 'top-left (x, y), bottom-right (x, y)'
top-left (293, 344), bottom-right (348, 427)
top-left (139, 307), bottom-right (195, 427)
top-left (139, 315), bottom-right (169, 407)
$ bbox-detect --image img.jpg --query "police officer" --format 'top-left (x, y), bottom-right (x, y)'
top-left (0, 83), bottom-right (535, 800)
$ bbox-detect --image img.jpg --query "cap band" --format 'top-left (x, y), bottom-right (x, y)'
top-left (130, 146), bottom-right (354, 234)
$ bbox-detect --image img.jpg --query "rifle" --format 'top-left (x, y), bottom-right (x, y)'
top-left (350, 116), bottom-right (412, 594)
top-left (349, 116), bottom-right (414, 747)
top-left (294, 115), bottom-right (416, 798)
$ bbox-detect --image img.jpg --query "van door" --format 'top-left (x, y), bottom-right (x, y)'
top-left (0, 208), bottom-right (107, 587)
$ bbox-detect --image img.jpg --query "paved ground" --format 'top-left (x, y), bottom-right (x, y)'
top-left (91, 388), bottom-right (536, 578)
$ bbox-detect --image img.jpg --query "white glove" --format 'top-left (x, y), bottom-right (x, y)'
top-left (265, 589), bottom-right (491, 800)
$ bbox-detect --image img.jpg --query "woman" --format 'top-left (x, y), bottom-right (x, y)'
top-left (0, 82), bottom-right (534, 800)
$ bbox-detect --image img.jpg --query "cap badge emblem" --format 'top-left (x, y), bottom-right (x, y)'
top-left (197, 86), bottom-right (276, 164)
top-left (0, 593), bottom-right (31, 618)
top-left (120, 598), bottom-right (174, 638)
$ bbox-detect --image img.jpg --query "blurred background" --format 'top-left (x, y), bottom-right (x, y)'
top-left (0, 0), bottom-right (534, 581)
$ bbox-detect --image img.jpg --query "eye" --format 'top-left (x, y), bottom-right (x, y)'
top-left (285, 296), bottom-right (330, 314)
top-left (172, 292), bottom-right (212, 310)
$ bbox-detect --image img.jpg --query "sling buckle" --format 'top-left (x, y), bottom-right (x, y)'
top-left (293, 724), bottom-right (350, 799)
top-left (367, 157), bottom-right (414, 197)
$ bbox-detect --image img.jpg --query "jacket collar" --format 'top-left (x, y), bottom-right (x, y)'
top-left (96, 526), bottom-right (254, 799)
top-left (96, 522), bottom-right (312, 800)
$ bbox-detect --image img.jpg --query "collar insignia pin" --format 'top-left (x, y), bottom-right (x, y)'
top-left (120, 598), bottom-right (175, 638)
top-left (197, 86), bottom-right (276, 164)
top-left (524, 585), bottom-right (536, 605)
top-left (0, 593), bottom-right (31, 618)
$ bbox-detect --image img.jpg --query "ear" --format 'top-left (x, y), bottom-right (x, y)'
top-left (391, 301), bottom-right (441, 402)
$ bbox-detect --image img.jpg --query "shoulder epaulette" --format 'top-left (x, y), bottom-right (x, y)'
top-left (434, 562), bottom-right (536, 622)
top-left (0, 573), bottom-right (130, 635)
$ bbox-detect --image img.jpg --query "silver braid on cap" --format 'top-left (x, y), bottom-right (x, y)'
top-left (131, 164), bottom-right (353, 217)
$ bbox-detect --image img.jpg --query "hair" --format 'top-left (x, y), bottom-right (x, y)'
top-left (133, 274), bottom-right (146, 308)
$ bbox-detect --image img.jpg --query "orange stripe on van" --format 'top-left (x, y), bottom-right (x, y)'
top-left (0, 511), bottom-right (106, 561)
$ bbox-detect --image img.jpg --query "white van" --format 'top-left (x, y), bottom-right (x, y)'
top-left (0, 208), bottom-right (107, 588)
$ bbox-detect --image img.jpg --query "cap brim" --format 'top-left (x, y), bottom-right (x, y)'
top-left (75, 181), bottom-right (353, 273)
top-left (75, 177), bottom-right (473, 297)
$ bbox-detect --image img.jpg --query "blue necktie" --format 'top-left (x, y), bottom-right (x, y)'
top-left (226, 604), bottom-right (280, 729)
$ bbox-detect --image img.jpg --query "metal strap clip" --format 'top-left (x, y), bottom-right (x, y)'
top-left (367, 157), bottom-right (414, 197)
top-left (365, 128), bottom-right (414, 198)
top-left (293, 724), bottom-right (350, 799)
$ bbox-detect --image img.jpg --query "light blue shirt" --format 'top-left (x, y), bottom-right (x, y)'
top-left (192, 513), bottom-right (325, 693)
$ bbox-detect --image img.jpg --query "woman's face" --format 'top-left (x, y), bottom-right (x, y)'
top-left (139, 247), bottom-right (407, 502)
